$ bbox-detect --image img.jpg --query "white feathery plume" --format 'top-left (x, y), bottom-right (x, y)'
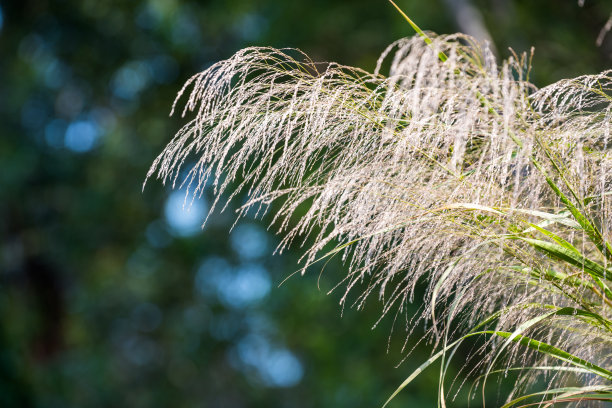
top-left (147, 34), bottom-right (612, 405)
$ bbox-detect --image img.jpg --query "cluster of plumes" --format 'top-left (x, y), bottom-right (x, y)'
top-left (147, 34), bottom-right (612, 402)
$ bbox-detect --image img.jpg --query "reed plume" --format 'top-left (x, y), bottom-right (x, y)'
top-left (146, 33), bottom-right (612, 406)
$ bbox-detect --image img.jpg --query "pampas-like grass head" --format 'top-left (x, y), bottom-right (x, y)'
top-left (146, 34), bottom-right (612, 406)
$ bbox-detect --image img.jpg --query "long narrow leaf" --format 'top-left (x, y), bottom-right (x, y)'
top-left (518, 237), bottom-right (611, 280)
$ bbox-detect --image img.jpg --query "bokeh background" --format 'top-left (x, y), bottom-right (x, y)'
top-left (1, 0), bottom-right (610, 407)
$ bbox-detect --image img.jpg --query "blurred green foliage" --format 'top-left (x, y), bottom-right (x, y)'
top-left (0, 0), bottom-right (609, 407)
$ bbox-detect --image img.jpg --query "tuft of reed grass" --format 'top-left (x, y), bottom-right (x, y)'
top-left (146, 27), bottom-right (612, 407)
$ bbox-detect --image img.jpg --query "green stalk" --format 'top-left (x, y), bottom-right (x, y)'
top-left (388, 0), bottom-right (448, 62)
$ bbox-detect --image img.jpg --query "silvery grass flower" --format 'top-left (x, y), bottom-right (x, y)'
top-left (146, 33), bottom-right (612, 406)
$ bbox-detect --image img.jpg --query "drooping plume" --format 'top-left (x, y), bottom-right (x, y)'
top-left (147, 34), bottom-right (612, 405)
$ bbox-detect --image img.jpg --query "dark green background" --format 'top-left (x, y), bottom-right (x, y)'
top-left (1, 0), bottom-right (610, 407)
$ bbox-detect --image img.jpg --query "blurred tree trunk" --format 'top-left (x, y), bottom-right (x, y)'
top-left (443, 0), bottom-right (497, 55)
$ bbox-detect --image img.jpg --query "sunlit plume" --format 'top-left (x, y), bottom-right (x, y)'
top-left (147, 34), bottom-right (612, 402)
